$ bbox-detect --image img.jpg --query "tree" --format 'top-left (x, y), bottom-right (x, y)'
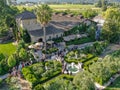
top-left (95, 0), bottom-right (107, 11)
top-left (45, 78), bottom-right (74, 90)
top-left (95, 0), bottom-right (102, 7)
top-left (73, 71), bottom-right (95, 90)
top-left (102, 8), bottom-right (120, 43)
top-left (8, 54), bottom-right (16, 67)
top-left (36, 4), bottom-right (52, 51)
top-left (21, 29), bottom-right (31, 43)
top-left (0, 0), bottom-right (19, 38)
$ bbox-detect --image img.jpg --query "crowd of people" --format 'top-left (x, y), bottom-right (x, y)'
top-left (9, 61), bottom-right (33, 78)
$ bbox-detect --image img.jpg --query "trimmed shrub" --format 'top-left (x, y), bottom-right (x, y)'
top-left (8, 54), bottom-right (16, 67)
top-left (22, 61), bottom-right (62, 88)
top-left (34, 84), bottom-right (45, 90)
top-left (42, 47), bottom-right (58, 54)
top-left (66, 37), bottom-right (94, 46)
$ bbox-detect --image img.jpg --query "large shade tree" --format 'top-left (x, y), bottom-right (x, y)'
top-left (73, 71), bottom-right (95, 90)
top-left (36, 4), bottom-right (52, 51)
top-left (102, 8), bottom-right (120, 43)
top-left (0, 0), bottom-right (19, 38)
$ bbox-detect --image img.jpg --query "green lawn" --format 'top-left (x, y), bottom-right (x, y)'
top-left (16, 4), bottom-right (101, 12)
top-left (105, 76), bottom-right (120, 90)
top-left (50, 4), bottom-right (95, 9)
top-left (0, 43), bottom-right (16, 56)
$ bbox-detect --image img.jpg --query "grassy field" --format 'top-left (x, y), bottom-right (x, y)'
top-left (105, 76), bottom-right (120, 90)
top-left (0, 43), bottom-right (16, 56)
top-left (16, 4), bottom-right (101, 12)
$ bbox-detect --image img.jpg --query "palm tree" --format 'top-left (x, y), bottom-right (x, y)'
top-left (36, 4), bottom-right (52, 51)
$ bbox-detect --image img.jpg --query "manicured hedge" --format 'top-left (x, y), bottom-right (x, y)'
top-left (33, 74), bottom-right (74, 90)
top-left (22, 61), bottom-right (62, 88)
top-left (83, 57), bottom-right (98, 70)
top-left (65, 54), bottom-right (95, 64)
top-left (32, 70), bottom-right (61, 87)
top-left (53, 37), bottom-right (63, 43)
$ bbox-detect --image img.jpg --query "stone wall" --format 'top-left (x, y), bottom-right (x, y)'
top-left (30, 32), bottom-right (63, 42)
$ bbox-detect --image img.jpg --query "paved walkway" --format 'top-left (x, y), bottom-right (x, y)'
top-left (100, 44), bottom-right (120, 58)
top-left (0, 74), bottom-right (9, 80)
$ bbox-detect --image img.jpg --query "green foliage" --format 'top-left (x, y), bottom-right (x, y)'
top-left (44, 78), bottom-right (75, 90)
top-left (36, 4), bottom-right (52, 26)
top-left (88, 50), bottom-right (120, 85)
top-left (0, 78), bottom-right (2, 87)
top-left (106, 76), bottom-right (120, 90)
top-left (53, 37), bottom-right (63, 43)
top-left (19, 48), bottom-right (28, 61)
top-left (65, 51), bottom-right (96, 64)
top-left (0, 56), bottom-right (9, 75)
top-left (73, 71), bottom-right (95, 90)
top-left (5, 77), bottom-right (21, 90)
top-left (21, 29), bottom-right (31, 43)
top-left (102, 8), bottom-right (120, 43)
top-left (26, 74), bottom-right (37, 83)
top-left (36, 4), bottom-right (52, 50)
top-left (8, 54), bottom-right (16, 67)
top-left (34, 84), bottom-right (45, 90)
top-left (95, 0), bottom-right (108, 11)
top-left (0, 0), bottom-right (19, 37)
top-left (22, 61), bottom-right (62, 88)
top-left (83, 41), bottom-right (109, 55)
top-left (64, 23), bottom-right (87, 36)
top-left (0, 53), bottom-right (5, 61)
top-left (87, 24), bottom-right (96, 40)
top-left (82, 9), bottom-right (97, 18)
top-left (42, 47), bottom-right (58, 54)
top-left (66, 37), bottom-right (94, 46)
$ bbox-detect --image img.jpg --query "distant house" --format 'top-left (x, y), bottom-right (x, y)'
top-left (16, 11), bottom-right (64, 42)
top-left (93, 15), bottom-right (105, 26)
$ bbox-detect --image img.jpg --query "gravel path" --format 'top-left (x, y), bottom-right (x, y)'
top-left (100, 44), bottom-right (120, 58)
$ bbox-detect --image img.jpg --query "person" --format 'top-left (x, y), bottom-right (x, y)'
top-left (18, 62), bottom-right (22, 71)
top-left (12, 67), bottom-right (17, 76)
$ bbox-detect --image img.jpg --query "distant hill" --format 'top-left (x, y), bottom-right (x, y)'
top-left (16, 0), bottom-right (120, 4)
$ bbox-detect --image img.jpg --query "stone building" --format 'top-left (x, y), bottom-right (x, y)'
top-left (16, 11), bottom-right (64, 42)
top-left (16, 11), bottom-right (93, 42)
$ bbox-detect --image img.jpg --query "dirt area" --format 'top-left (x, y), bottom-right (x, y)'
top-left (0, 78), bottom-right (31, 90)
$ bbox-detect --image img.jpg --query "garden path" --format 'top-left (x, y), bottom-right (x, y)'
top-left (0, 74), bottom-right (9, 80)
top-left (95, 73), bottom-right (120, 90)
top-left (19, 78), bottom-right (31, 90)
top-left (100, 44), bottom-right (120, 58)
